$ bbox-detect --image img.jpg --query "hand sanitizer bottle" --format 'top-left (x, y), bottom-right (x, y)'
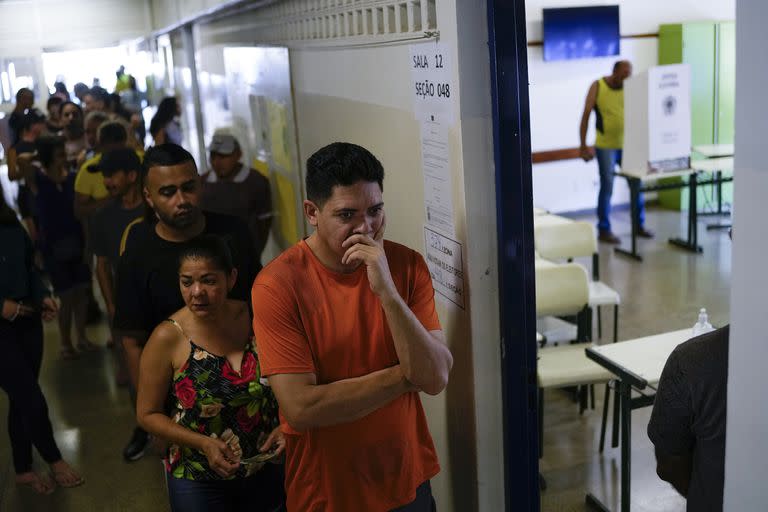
top-left (692, 308), bottom-right (714, 336)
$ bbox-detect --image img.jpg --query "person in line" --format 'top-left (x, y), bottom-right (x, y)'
top-left (648, 325), bottom-right (729, 511)
top-left (113, 143), bottom-right (256, 462)
top-left (82, 86), bottom-right (110, 115)
top-left (76, 110), bottom-right (109, 169)
top-left (7, 88), bottom-right (35, 147)
top-left (8, 109), bottom-right (47, 248)
top-left (73, 83), bottom-right (89, 105)
top-left (252, 142), bottom-right (453, 511)
top-left (45, 96), bottom-right (64, 134)
top-left (201, 132), bottom-right (272, 271)
top-left (579, 60), bottom-right (654, 243)
top-left (89, 148), bottom-right (145, 383)
top-left (149, 97), bottom-right (182, 146)
top-left (0, 184), bottom-right (84, 494)
top-left (137, 235), bottom-right (285, 512)
top-left (10, 135), bottom-right (96, 359)
top-left (74, 119), bottom-right (130, 219)
top-left (90, 148), bottom-right (144, 320)
top-left (59, 101), bottom-right (86, 168)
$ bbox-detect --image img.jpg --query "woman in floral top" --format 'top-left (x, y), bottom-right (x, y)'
top-left (137, 235), bottom-right (285, 511)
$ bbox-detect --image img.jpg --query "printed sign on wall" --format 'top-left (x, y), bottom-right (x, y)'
top-left (409, 42), bottom-right (454, 124)
top-left (424, 227), bottom-right (465, 309)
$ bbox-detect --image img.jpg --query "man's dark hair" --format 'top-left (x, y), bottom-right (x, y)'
top-left (15, 88), bottom-right (32, 101)
top-left (86, 86), bottom-right (110, 107)
top-left (98, 121), bottom-right (127, 146)
top-left (613, 60), bottom-right (629, 73)
top-left (306, 142), bottom-right (384, 205)
top-left (177, 234), bottom-right (234, 274)
top-left (143, 143), bottom-right (196, 176)
top-left (35, 135), bottom-right (65, 169)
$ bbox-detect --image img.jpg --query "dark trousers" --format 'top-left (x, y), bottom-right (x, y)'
top-left (166, 463), bottom-right (286, 512)
top-left (0, 315), bottom-right (62, 473)
top-left (391, 481), bottom-right (437, 512)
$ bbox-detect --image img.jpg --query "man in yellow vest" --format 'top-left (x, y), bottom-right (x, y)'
top-left (579, 60), bottom-right (653, 243)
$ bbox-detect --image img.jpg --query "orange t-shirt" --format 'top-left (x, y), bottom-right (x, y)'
top-left (252, 239), bottom-right (441, 512)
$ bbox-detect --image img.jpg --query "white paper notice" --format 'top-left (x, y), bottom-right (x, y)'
top-left (410, 42), bottom-right (454, 124)
top-left (424, 227), bottom-right (465, 309)
top-left (421, 120), bottom-right (455, 235)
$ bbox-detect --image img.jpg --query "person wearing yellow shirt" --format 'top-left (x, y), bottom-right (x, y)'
top-left (579, 60), bottom-right (653, 244)
top-left (74, 121), bottom-right (143, 219)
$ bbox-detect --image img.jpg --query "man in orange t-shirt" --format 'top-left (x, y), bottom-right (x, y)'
top-left (252, 142), bottom-right (453, 511)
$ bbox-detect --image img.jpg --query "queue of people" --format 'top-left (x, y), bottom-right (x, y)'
top-left (1, 78), bottom-right (453, 511)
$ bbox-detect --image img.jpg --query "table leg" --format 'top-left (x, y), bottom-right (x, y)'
top-left (615, 177), bottom-right (643, 262)
top-left (619, 379), bottom-right (632, 512)
top-left (669, 172), bottom-right (703, 253)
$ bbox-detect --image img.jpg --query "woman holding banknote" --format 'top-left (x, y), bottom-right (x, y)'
top-left (136, 235), bottom-right (285, 511)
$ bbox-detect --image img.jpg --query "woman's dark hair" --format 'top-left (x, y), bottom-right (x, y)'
top-left (305, 142), bottom-right (384, 206)
top-left (35, 135), bottom-right (66, 169)
top-left (0, 183), bottom-right (19, 225)
top-left (177, 235), bottom-right (235, 275)
top-left (61, 101), bottom-right (84, 138)
top-left (46, 95), bottom-right (63, 112)
top-left (149, 97), bottom-right (178, 138)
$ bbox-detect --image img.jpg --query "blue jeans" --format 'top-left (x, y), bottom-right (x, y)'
top-left (166, 463), bottom-right (285, 512)
top-left (595, 148), bottom-right (645, 232)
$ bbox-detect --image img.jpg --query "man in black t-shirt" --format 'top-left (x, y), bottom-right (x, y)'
top-left (112, 144), bottom-right (256, 461)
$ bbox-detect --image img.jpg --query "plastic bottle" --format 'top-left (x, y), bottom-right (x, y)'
top-left (692, 308), bottom-right (715, 336)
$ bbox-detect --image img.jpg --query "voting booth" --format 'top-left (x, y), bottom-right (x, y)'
top-left (622, 64), bottom-right (691, 177)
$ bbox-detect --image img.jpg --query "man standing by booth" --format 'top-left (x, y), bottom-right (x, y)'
top-left (579, 60), bottom-right (653, 243)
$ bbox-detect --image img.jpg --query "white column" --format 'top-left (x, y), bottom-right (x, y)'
top-left (724, 0), bottom-right (768, 509)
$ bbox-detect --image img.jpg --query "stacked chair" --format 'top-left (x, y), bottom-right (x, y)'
top-left (534, 212), bottom-right (622, 455)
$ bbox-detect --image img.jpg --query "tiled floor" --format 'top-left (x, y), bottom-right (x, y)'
top-left (540, 205), bottom-right (731, 512)
top-left (0, 205), bottom-right (732, 511)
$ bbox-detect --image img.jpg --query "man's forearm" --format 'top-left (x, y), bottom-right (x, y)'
top-left (278, 366), bottom-right (413, 430)
top-left (380, 294), bottom-right (452, 395)
top-left (579, 116), bottom-right (589, 147)
top-left (95, 259), bottom-right (114, 313)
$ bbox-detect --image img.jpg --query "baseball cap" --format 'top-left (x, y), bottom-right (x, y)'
top-left (89, 148), bottom-right (141, 175)
top-left (208, 133), bottom-right (238, 155)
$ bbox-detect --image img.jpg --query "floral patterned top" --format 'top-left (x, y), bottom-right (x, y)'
top-left (164, 319), bottom-right (280, 481)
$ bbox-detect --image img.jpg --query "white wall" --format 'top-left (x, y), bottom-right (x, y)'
top-left (724, 1), bottom-right (768, 509)
top-left (164, 1), bottom-right (504, 510)
top-left (525, 0), bottom-right (735, 213)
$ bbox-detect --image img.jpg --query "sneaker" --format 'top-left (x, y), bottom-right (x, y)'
top-left (637, 227), bottom-right (655, 239)
top-left (123, 427), bottom-right (150, 462)
top-left (598, 230), bottom-right (621, 244)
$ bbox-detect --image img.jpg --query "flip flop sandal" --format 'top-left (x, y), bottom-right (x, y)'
top-left (52, 470), bottom-right (85, 488)
top-left (16, 473), bottom-right (55, 495)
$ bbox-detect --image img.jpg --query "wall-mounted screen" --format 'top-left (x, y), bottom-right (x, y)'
top-left (543, 6), bottom-right (620, 62)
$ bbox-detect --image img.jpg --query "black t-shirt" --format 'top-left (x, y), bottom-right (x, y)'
top-left (112, 211), bottom-right (256, 340)
top-left (8, 111), bottom-right (24, 147)
top-left (90, 199), bottom-right (144, 268)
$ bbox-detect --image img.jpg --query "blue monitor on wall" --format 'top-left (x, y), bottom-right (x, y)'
top-left (543, 6), bottom-right (620, 62)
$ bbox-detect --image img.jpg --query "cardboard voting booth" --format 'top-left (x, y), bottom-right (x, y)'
top-left (622, 64), bottom-right (691, 177)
